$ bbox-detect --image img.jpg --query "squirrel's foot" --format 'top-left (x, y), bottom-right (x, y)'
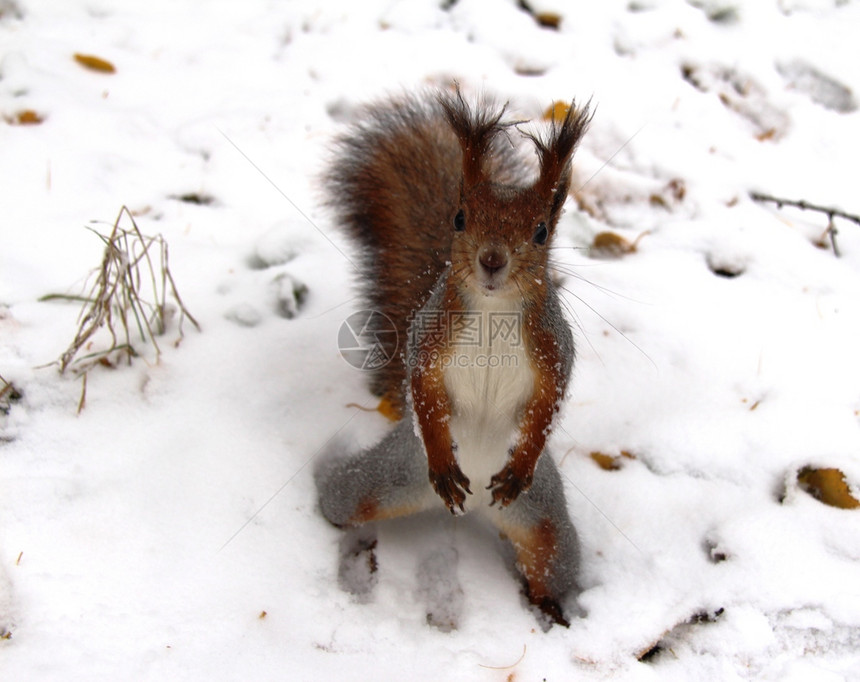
top-left (429, 463), bottom-right (472, 514)
top-left (531, 595), bottom-right (571, 629)
top-left (487, 464), bottom-right (534, 507)
top-left (521, 577), bottom-right (572, 628)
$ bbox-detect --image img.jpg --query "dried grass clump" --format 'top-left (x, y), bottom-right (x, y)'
top-left (43, 206), bottom-right (199, 375)
top-left (0, 374), bottom-right (21, 411)
top-left (0, 373), bottom-right (22, 441)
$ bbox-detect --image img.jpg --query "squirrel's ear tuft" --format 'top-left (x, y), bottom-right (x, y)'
top-left (529, 100), bottom-right (593, 222)
top-left (438, 86), bottom-right (509, 189)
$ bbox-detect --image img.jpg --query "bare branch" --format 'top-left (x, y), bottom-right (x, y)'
top-left (750, 191), bottom-right (858, 258)
top-left (751, 192), bottom-right (860, 227)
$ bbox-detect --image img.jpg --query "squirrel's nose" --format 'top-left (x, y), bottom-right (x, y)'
top-left (478, 246), bottom-right (509, 276)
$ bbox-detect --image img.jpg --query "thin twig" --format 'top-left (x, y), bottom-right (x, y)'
top-left (825, 216), bottom-right (841, 258)
top-left (750, 192), bottom-right (860, 227)
top-left (1, 374), bottom-right (21, 407)
top-left (751, 191), bottom-right (857, 258)
top-left (77, 372), bottom-right (87, 414)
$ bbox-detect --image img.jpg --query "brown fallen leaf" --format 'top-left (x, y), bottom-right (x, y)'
top-left (590, 451), bottom-right (635, 471)
top-left (12, 110), bottom-right (44, 125)
top-left (534, 12), bottom-right (561, 29)
top-left (590, 231), bottom-right (650, 259)
top-left (74, 53), bottom-right (116, 74)
top-left (797, 467), bottom-right (859, 509)
top-left (519, 1), bottom-right (562, 29)
top-left (591, 452), bottom-right (620, 471)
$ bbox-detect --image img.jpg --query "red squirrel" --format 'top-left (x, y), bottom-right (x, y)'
top-left (315, 86), bottom-right (591, 626)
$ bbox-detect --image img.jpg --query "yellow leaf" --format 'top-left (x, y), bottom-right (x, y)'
top-left (543, 101), bottom-right (571, 122)
top-left (376, 394), bottom-right (402, 422)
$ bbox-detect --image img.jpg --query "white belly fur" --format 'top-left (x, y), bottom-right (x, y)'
top-left (443, 294), bottom-right (535, 507)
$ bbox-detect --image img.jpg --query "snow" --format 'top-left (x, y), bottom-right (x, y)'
top-left (2, 0), bottom-right (860, 679)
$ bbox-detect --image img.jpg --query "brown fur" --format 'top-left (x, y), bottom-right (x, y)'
top-left (318, 88), bottom-right (591, 626)
top-left (326, 95), bottom-right (463, 408)
top-left (501, 518), bottom-right (570, 625)
top-left (327, 88), bottom-right (590, 413)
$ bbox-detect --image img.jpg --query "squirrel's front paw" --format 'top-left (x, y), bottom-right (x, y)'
top-left (488, 464), bottom-right (534, 507)
top-left (429, 463), bottom-right (472, 514)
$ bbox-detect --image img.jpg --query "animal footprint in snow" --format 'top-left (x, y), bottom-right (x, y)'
top-left (337, 527), bottom-right (378, 602)
top-left (417, 547), bottom-right (463, 632)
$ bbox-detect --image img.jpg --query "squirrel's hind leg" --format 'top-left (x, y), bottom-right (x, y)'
top-left (483, 453), bottom-right (581, 627)
top-left (315, 417), bottom-right (438, 527)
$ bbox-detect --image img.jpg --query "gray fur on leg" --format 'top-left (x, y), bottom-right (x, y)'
top-left (314, 417), bottom-right (437, 527)
top-left (484, 453), bottom-right (581, 622)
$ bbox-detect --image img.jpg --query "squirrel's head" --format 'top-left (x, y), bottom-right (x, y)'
top-left (439, 89), bottom-right (591, 302)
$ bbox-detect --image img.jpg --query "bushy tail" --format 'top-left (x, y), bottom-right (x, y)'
top-left (325, 92), bottom-right (464, 407)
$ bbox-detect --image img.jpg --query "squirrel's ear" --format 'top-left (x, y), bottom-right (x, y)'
top-left (438, 86), bottom-right (508, 189)
top-left (530, 100), bottom-right (592, 223)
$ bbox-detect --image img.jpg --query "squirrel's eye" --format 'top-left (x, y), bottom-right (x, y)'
top-left (453, 209), bottom-right (466, 232)
top-left (533, 222), bottom-right (548, 245)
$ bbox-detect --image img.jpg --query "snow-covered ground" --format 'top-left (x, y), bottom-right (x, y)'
top-left (2, 0), bottom-right (860, 679)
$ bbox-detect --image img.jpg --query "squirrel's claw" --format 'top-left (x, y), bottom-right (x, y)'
top-left (487, 464), bottom-right (534, 507)
top-left (429, 464), bottom-right (472, 514)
